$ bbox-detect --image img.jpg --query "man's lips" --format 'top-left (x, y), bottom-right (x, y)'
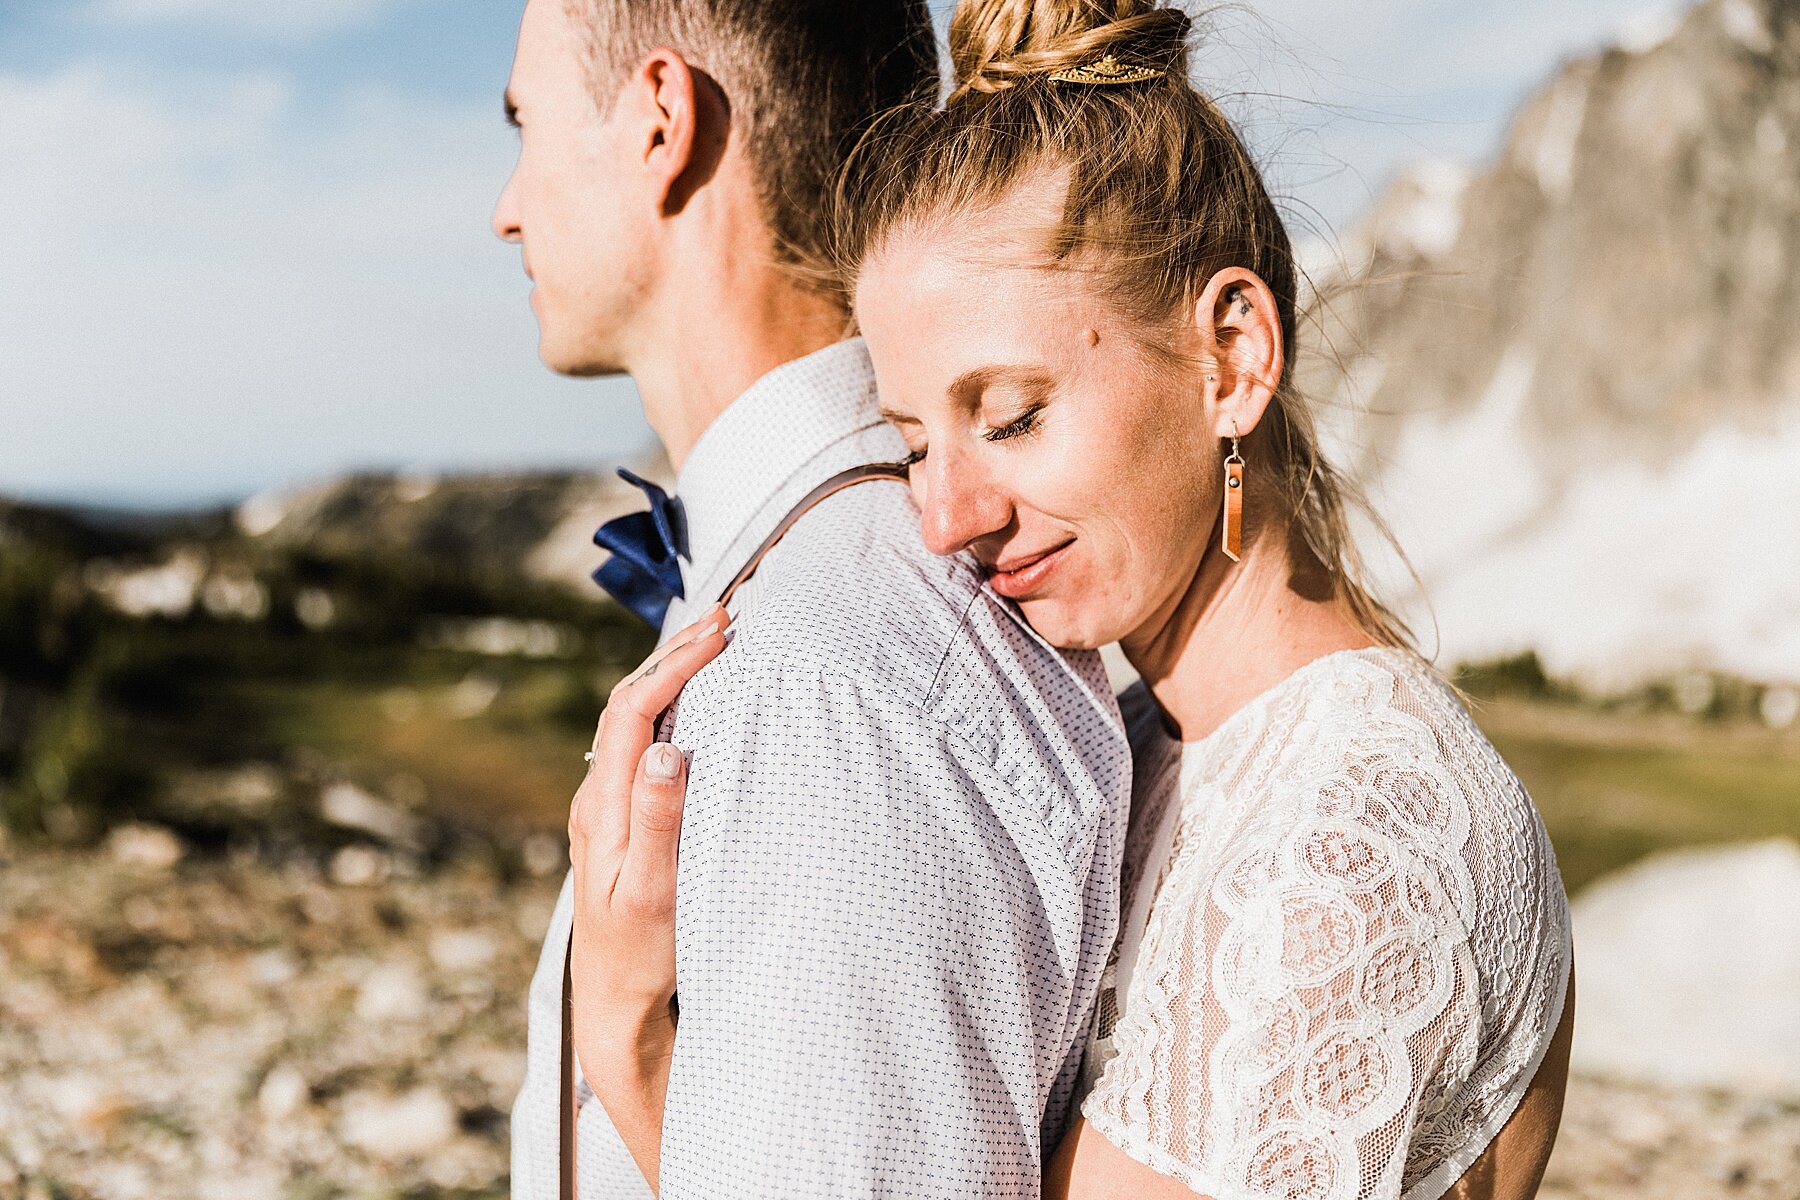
top-left (984, 540), bottom-right (1075, 600)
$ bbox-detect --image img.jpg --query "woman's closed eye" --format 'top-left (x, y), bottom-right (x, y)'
top-left (901, 407), bottom-right (1043, 467)
top-left (984, 406), bottom-right (1043, 444)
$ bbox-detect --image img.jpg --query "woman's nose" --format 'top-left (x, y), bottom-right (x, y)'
top-left (917, 448), bottom-right (1011, 558)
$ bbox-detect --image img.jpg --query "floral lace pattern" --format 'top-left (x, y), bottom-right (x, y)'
top-left (1082, 649), bottom-right (1571, 1200)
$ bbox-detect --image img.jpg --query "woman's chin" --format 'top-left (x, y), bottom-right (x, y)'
top-left (1015, 596), bottom-right (1122, 653)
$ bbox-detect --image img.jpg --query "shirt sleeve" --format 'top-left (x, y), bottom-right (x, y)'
top-left (654, 652), bottom-right (1085, 1199)
top-left (1083, 809), bottom-right (1485, 1200)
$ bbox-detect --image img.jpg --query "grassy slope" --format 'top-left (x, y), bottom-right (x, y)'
top-left (253, 668), bottom-right (607, 835)
top-left (264, 676), bottom-right (1800, 895)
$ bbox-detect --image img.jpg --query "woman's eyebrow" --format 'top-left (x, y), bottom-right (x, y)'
top-left (879, 366), bottom-right (1055, 424)
top-left (947, 364), bottom-right (1053, 398)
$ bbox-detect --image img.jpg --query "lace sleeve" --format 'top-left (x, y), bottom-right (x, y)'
top-left (1083, 810), bottom-right (1485, 1200)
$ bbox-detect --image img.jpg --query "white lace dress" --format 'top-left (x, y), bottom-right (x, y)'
top-left (1079, 647), bottom-right (1572, 1200)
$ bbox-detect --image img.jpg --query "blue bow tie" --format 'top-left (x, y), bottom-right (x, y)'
top-left (592, 468), bottom-right (688, 628)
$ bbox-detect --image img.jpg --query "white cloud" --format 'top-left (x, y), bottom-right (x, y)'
top-left (1366, 374), bottom-right (1800, 688)
top-left (87, 0), bottom-right (401, 41)
top-left (0, 63), bottom-right (649, 505)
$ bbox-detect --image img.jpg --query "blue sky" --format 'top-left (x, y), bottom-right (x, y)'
top-left (0, 0), bottom-right (1679, 508)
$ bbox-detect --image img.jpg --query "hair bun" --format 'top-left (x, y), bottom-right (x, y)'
top-left (948, 0), bottom-right (1190, 98)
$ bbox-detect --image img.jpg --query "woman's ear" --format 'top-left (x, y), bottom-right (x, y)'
top-left (1194, 267), bottom-right (1285, 439)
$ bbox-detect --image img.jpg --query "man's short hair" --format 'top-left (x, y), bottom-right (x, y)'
top-left (567, 0), bottom-right (937, 293)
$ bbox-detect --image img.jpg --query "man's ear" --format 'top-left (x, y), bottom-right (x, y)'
top-left (633, 49), bottom-right (728, 216)
top-left (1194, 267), bottom-right (1285, 439)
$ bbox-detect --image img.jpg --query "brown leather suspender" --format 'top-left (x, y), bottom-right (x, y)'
top-left (713, 462), bottom-right (911, 609)
top-left (558, 939), bottom-right (576, 1200)
top-left (557, 460), bottom-right (910, 1199)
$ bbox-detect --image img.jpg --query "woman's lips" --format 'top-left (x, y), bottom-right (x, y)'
top-left (985, 540), bottom-right (1074, 600)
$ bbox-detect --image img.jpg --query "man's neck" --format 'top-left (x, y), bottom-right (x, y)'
top-left (628, 255), bottom-right (849, 473)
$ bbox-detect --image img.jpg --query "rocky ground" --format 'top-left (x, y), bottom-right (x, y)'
top-left (0, 837), bottom-right (562, 1200)
top-left (1544, 1077), bottom-right (1800, 1200)
top-left (2, 838), bottom-right (1797, 1200)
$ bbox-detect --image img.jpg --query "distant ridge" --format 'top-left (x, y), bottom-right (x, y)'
top-left (235, 454), bottom-right (674, 595)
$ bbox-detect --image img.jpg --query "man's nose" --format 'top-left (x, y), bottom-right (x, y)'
top-left (492, 174), bottom-right (522, 243)
top-left (917, 447), bottom-right (1012, 558)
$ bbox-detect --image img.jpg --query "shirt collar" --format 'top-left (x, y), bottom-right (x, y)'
top-left (674, 337), bottom-right (891, 605)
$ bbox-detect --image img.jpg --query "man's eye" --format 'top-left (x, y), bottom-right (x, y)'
top-left (901, 448), bottom-right (927, 467)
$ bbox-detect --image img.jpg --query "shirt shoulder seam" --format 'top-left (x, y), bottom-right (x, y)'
top-left (924, 584), bottom-right (985, 706)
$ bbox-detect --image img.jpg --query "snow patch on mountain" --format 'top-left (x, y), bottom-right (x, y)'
top-left (1366, 399), bottom-right (1800, 689)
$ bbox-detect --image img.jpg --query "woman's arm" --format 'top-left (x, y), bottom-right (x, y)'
top-left (1047, 1117), bottom-right (1217, 1199)
top-left (569, 738), bottom-right (685, 1191)
top-left (566, 608), bottom-right (728, 1193)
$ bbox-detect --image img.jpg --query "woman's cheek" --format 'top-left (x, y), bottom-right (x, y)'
top-left (1034, 417), bottom-right (1112, 507)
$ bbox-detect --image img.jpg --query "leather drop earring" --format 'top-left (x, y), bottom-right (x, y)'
top-left (1222, 426), bottom-right (1244, 562)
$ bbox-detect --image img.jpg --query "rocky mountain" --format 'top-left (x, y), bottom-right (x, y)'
top-left (1302, 0), bottom-right (1800, 690)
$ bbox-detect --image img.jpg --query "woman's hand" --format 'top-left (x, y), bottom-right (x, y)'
top-left (568, 605), bottom-right (729, 1193)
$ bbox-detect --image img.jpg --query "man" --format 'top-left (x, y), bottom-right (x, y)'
top-left (493, 2), bottom-right (1131, 1196)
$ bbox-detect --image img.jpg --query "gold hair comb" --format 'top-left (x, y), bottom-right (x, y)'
top-left (1048, 53), bottom-right (1164, 85)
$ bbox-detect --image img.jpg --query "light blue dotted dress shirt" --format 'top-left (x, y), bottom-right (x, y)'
top-left (512, 339), bottom-right (1131, 1199)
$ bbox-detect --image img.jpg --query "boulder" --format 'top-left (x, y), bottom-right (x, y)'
top-left (105, 823), bottom-right (184, 871)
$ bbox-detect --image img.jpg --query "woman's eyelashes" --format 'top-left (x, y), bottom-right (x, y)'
top-left (984, 406), bottom-right (1043, 444)
top-left (900, 405), bottom-right (1045, 468)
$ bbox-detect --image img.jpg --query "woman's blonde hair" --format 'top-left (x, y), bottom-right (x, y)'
top-left (837, 0), bottom-right (1414, 649)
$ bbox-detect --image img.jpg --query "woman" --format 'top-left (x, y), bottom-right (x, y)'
top-left (570, 1), bottom-right (1574, 1196)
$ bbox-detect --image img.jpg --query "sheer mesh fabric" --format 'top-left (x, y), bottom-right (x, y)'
top-left (1082, 649), bottom-right (1571, 1200)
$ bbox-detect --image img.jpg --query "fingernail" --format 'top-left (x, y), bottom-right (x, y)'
top-left (695, 621), bottom-right (721, 641)
top-left (645, 743), bottom-right (682, 780)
